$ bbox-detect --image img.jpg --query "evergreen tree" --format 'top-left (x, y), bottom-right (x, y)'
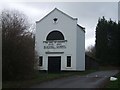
top-left (95, 16), bottom-right (108, 64)
top-left (95, 16), bottom-right (119, 66)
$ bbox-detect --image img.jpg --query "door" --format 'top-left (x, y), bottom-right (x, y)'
top-left (48, 56), bottom-right (61, 72)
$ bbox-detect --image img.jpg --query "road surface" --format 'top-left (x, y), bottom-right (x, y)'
top-left (30, 70), bottom-right (119, 88)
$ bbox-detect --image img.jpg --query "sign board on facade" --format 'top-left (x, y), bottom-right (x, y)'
top-left (43, 40), bottom-right (67, 49)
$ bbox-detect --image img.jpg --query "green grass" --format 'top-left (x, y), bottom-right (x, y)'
top-left (99, 66), bottom-right (119, 71)
top-left (106, 73), bottom-right (120, 88)
top-left (2, 70), bottom-right (96, 88)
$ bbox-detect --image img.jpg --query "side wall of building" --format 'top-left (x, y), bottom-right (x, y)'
top-left (76, 26), bottom-right (85, 71)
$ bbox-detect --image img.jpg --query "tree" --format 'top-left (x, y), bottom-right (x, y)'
top-left (95, 16), bottom-right (119, 66)
top-left (2, 10), bottom-right (37, 81)
top-left (85, 45), bottom-right (96, 58)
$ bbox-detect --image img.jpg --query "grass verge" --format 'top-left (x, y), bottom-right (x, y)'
top-left (99, 66), bottom-right (119, 71)
top-left (105, 72), bottom-right (120, 89)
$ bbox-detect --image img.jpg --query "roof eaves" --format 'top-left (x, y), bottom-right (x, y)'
top-left (77, 24), bottom-right (85, 32)
top-left (55, 8), bottom-right (77, 20)
top-left (36, 8), bottom-right (56, 23)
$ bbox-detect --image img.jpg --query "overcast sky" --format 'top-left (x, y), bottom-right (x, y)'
top-left (0, 1), bottom-right (118, 49)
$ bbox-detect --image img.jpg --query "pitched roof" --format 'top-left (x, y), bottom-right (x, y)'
top-left (36, 8), bottom-right (77, 23)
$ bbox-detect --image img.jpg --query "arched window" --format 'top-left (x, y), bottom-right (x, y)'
top-left (46, 30), bottom-right (65, 40)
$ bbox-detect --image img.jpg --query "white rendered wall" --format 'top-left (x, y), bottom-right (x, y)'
top-left (36, 9), bottom-right (77, 71)
top-left (76, 26), bottom-right (85, 71)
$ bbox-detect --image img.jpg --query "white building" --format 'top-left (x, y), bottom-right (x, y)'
top-left (36, 8), bottom-right (85, 72)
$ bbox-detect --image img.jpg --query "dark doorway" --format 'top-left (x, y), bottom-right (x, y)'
top-left (48, 56), bottom-right (61, 72)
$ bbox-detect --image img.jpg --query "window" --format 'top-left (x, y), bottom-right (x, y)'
top-left (53, 18), bottom-right (58, 23)
top-left (46, 30), bottom-right (64, 40)
top-left (39, 56), bottom-right (43, 66)
top-left (67, 56), bottom-right (71, 67)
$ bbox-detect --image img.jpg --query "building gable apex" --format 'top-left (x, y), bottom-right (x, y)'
top-left (36, 8), bottom-right (77, 23)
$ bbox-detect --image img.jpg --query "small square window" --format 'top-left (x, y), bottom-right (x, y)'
top-left (67, 56), bottom-right (71, 67)
top-left (39, 56), bottom-right (43, 66)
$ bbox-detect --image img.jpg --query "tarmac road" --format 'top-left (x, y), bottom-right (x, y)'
top-left (30, 70), bottom-right (119, 88)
